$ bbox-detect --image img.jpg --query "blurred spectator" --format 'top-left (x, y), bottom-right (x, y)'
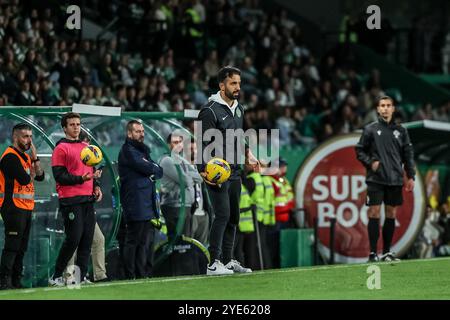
top-left (333, 104), bottom-right (362, 134)
top-left (15, 81), bottom-right (34, 105)
top-left (437, 203), bottom-right (450, 256)
top-left (0, 0), bottom-right (446, 148)
top-left (159, 133), bottom-right (203, 239)
top-left (275, 107), bottom-right (295, 146)
top-left (293, 107), bottom-right (323, 147)
top-left (117, 55), bottom-right (134, 87)
top-left (415, 206), bottom-right (442, 258)
top-left (97, 53), bottom-right (116, 87)
top-left (432, 102), bottom-right (450, 122)
top-left (51, 51), bottom-right (73, 88)
top-left (413, 102), bottom-right (434, 120)
top-left (204, 50), bottom-right (219, 79)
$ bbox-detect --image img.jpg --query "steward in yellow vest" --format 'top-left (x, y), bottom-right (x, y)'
top-left (281, 176), bottom-right (295, 210)
top-left (182, 1), bottom-right (204, 59)
top-left (185, 8), bottom-right (203, 38)
top-left (238, 184), bottom-right (254, 233)
top-left (261, 175), bottom-right (275, 226)
top-left (0, 124), bottom-right (44, 289)
top-left (339, 15), bottom-right (358, 44)
top-left (247, 172), bottom-right (265, 223)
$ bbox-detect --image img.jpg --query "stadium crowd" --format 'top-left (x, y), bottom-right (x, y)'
top-left (0, 0), bottom-right (449, 286)
top-left (1, 1), bottom-right (449, 147)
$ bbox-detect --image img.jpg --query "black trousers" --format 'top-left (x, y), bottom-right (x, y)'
top-left (207, 178), bottom-right (241, 263)
top-left (123, 220), bottom-right (154, 279)
top-left (161, 205), bottom-right (192, 239)
top-left (54, 202), bottom-right (96, 279)
top-left (0, 206), bottom-right (32, 280)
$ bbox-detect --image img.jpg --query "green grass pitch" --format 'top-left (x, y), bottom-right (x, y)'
top-left (1, 257), bottom-right (449, 300)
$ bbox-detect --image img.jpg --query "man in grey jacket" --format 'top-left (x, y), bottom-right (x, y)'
top-left (160, 133), bottom-right (203, 239)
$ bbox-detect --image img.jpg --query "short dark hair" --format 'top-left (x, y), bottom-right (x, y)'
top-left (61, 112), bottom-right (81, 128)
top-left (166, 133), bottom-right (183, 144)
top-left (217, 66), bottom-right (241, 84)
top-left (12, 123), bottom-right (32, 136)
top-left (376, 95), bottom-right (394, 107)
top-left (126, 120), bottom-right (142, 132)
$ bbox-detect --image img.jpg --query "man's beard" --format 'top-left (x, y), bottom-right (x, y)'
top-left (19, 142), bottom-right (30, 151)
top-left (225, 89), bottom-right (239, 100)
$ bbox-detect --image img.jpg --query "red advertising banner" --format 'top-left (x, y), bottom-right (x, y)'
top-left (295, 134), bottom-right (425, 263)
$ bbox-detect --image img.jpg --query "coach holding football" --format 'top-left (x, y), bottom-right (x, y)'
top-left (197, 66), bottom-right (259, 275)
top-left (355, 96), bottom-right (416, 262)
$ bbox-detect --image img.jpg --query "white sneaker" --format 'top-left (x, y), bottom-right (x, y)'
top-left (48, 276), bottom-right (65, 287)
top-left (225, 259), bottom-right (252, 273)
top-left (380, 252), bottom-right (400, 262)
top-left (206, 260), bottom-right (234, 276)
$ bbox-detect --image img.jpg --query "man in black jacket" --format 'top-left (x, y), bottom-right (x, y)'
top-left (355, 96), bottom-right (416, 262)
top-left (197, 66), bottom-right (259, 275)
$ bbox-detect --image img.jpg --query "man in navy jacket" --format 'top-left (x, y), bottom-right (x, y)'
top-left (118, 120), bottom-right (163, 279)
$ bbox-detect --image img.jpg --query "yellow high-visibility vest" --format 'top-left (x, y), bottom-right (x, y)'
top-left (248, 172), bottom-right (265, 223)
top-left (238, 184), bottom-right (254, 233)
